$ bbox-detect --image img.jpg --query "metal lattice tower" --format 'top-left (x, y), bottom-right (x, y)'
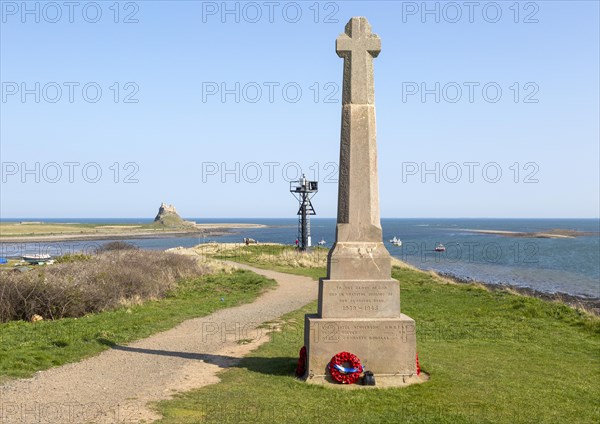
top-left (290, 174), bottom-right (318, 250)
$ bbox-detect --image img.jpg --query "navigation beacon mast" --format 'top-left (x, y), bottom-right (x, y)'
top-left (290, 174), bottom-right (318, 251)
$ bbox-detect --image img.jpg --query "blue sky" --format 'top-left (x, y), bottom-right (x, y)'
top-left (1, 1), bottom-right (598, 218)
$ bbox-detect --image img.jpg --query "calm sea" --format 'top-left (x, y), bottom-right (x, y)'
top-left (2, 218), bottom-right (599, 298)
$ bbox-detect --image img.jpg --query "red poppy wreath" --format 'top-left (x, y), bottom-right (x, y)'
top-left (328, 351), bottom-right (363, 384)
top-left (295, 346), bottom-right (307, 377)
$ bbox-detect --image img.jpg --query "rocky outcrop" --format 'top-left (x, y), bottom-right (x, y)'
top-left (154, 203), bottom-right (177, 221)
top-left (153, 203), bottom-right (195, 228)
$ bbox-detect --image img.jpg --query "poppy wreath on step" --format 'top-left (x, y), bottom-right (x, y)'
top-left (328, 351), bottom-right (363, 384)
top-left (295, 346), bottom-right (307, 377)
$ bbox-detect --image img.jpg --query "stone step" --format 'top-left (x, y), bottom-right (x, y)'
top-left (304, 314), bottom-right (417, 380)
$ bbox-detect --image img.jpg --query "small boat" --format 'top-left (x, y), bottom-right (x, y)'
top-left (389, 236), bottom-right (402, 246)
top-left (22, 254), bottom-right (53, 264)
top-left (434, 243), bottom-right (446, 252)
top-left (318, 239), bottom-right (326, 246)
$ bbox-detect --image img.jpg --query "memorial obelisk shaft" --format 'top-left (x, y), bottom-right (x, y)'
top-left (304, 17), bottom-right (418, 385)
top-left (335, 16), bottom-right (383, 243)
top-left (321, 17), bottom-right (395, 316)
top-left (325, 17), bottom-right (392, 286)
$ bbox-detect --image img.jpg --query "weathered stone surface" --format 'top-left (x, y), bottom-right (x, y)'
top-left (304, 314), bottom-right (417, 380)
top-left (323, 16), bottom-right (393, 310)
top-left (336, 17), bottom-right (381, 105)
top-left (335, 22), bottom-right (383, 242)
top-left (303, 17), bottom-right (419, 387)
top-left (326, 242), bottom-right (391, 280)
top-left (318, 279), bottom-right (400, 319)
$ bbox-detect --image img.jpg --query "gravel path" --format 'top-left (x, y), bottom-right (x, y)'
top-left (0, 263), bottom-right (318, 423)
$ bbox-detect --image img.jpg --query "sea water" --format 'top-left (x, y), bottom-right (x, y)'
top-left (2, 218), bottom-right (598, 298)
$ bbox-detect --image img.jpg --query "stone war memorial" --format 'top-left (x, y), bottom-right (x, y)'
top-left (303, 17), bottom-right (423, 387)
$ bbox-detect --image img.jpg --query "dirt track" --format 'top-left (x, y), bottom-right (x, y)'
top-left (0, 263), bottom-right (318, 423)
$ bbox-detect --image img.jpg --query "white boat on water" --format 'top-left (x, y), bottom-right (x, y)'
top-left (318, 239), bottom-right (326, 246)
top-left (22, 254), bottom-right (53, 264)
top-left (389, 236), bottom-right (402, 246)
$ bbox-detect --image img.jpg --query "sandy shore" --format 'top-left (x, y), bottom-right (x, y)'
top-left (0, 223), bottom-right (267, 243)
top-left (460, 228), bottom-right (597, 239)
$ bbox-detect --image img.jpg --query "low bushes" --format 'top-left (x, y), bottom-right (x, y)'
top-left (0, 250), bottom-right (206, 322)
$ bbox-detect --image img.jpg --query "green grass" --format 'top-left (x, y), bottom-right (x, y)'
top-left (155, 260), bottom-right (600, 423)
top-left (206, 244), bottom-right (328, 280)
top-left (0, 270), bottom-right (276, 382)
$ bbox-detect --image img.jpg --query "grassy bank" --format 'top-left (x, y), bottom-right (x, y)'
top-left (195, 243), bottom-right (329, 280)
top-left (0, 269), bottom-right (276, 382)
top-left (200, 243), bottom-right (600, 313)
top-left (155, 245), bottom-right (599, 423)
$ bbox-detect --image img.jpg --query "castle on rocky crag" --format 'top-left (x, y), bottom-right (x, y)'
top-left (154, 203), bottom-right (178, 220)
top-left (153, 203), bottom-right (195, 227)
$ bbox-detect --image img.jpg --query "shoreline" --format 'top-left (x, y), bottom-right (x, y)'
top-left (0, 223), bottom-right (267, 243)
top-left (460, 228), bottom-right (598, 239)
top-left (3, 234), bottom-right (597, 315)
top-left (389, 256), bottom-right (599, 315)
top-left (181, 242), bottom-right (600, 316)
top-left (436, 271), bottom-right (600, 315)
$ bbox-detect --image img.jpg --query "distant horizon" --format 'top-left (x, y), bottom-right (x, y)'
top-left (1, 217), bottom-right (599, 221)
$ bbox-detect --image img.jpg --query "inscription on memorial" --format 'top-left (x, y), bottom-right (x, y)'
top-left (308, 321), bottom-right (416, 344)
top-left (320, 280), bottom-right (400, 318)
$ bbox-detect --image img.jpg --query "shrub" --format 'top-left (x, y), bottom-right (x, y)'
top-left (96, 241), bottom-right (138, 253)
top-left (0, 250), bottom-right (206, 322)
top-left (55, 253), bottom-right (92, 264)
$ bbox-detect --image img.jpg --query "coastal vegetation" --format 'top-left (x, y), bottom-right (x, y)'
top-left (0, 250), bottom-right (276, 381)
top-left (1, 243), bottom-right (597, 421)
top-left (200, 243), bottom-right (600, 313)
top-left (155, 245), bottom-right (600, 424)
top-left (156, 291), bottom-right (599, 423)
top-left (197, 242), bottom-right (329, 279)
top-left (0, 248), bottom-right (204, 322)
